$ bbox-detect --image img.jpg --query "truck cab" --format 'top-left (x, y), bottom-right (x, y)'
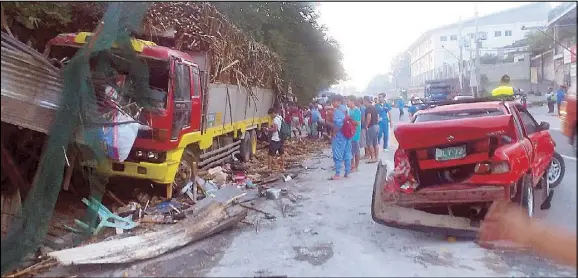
top-left (43, 32), bottom-right (274, 197)
top-left (44, 32), bottom-right (207, 191)
top-left (424, 80), bottom-right (452, 102)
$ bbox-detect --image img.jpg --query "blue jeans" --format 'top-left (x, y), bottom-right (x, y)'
top-left (335, 157), bottom-right (351, 176)
top-left (378, 123), bottom-right (389, 149)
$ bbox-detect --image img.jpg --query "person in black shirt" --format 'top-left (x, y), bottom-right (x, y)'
top-left (363, 96), bottom-right (379, 163)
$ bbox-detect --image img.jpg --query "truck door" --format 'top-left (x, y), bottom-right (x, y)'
top-left (171, 60), bottom-right (192, 140)
top-left (514, 104), bottom-right (555, 185)
top-left (190, 66), bottom-right (202, 131)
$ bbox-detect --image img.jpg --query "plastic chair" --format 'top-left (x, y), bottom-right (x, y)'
top-left (66, 197), bottom-right (138, 236)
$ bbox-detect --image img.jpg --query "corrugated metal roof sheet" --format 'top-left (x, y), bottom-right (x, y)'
top-left (1, 32), bottom-right (64, 134)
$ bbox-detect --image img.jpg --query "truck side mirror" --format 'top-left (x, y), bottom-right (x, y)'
top-left (539, 121), bottom-right (550, 131)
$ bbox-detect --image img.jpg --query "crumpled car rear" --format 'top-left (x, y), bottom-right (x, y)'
top-left (371, 114), bottom-right (523, 237)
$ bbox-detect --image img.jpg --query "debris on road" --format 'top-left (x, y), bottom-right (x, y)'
top-left (48, 187), bottom-right (248, 265)
top-left (266, 188), bottom-right (282, 200)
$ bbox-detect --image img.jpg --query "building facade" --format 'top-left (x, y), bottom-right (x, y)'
top-left (407, 2), bottom-right (549, 94)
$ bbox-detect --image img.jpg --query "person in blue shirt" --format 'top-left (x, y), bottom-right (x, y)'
top-left (309, 104), bottom-right (321, 139)
top-left (376, 93), bottom-right (392, 151)
top-left (555, 85), bottom-right (567, 116)
top-left (357, 98), bottom-right (368, 159)
top-left (396, 98), bottom-right (405, 120)
top-left (327, 95), bottom-right (352, 180)
top-left (347, 95), bottom-right (362, 172)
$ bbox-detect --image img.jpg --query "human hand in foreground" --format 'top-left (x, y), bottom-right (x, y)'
top-left (478, 200), bottom-right (533, 246)
top-left (479, 200), bottom-right (577, 268)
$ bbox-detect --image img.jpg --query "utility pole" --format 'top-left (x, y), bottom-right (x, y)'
top-left (470, 3), bottom-right (481, 98)
top-left (458, 17), bottom-right (464, 94)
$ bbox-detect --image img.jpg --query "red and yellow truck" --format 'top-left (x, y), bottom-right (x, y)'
top-left (2, 32), bottom-right (278, 198)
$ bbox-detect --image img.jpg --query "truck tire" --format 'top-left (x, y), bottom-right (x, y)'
top-left (250, 130), bottom-right (257, 157)
top-left (548, 152), bottom-right (565, 188)
top-left (239, 132), bottom-right (252, 162)
top-left (173, 148), bottom-right (198, 194)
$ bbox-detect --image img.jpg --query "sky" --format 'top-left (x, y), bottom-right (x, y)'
top-left (317, 1), bottom-right (560, 91)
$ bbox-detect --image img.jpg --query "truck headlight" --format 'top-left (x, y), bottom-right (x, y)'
top-left (147, 151), bottom-right (159, 159)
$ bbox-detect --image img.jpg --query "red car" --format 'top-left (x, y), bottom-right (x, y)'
top-left (371, 99), bottom-right (565, 237)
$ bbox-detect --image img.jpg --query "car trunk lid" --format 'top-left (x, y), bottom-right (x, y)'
top-left (394, 114), bottom-right (515, 170)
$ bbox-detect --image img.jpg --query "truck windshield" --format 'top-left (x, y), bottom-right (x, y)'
top-left (47, 45), bottom-right (169, 109)
top-left (414, 109), bottom-right (504, 122)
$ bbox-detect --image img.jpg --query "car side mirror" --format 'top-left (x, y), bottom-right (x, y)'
top-left (539, 121), bottom-right (550, 131)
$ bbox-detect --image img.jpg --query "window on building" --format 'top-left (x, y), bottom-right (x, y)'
top-left (468, 33), bottom-right (474, 38)
top-left (505, 30), bottom-right (512, 36)
top-left (440, 36), bottom-right (447, 41)
top-left (450, 35), bottom-right (457, 41)
top-left (495, 31), bottom-right (502, 37)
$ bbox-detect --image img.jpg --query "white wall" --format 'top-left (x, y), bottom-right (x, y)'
top-left (431, 20), bottom-right (545, 69)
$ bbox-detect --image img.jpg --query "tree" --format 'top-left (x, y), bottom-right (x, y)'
top-left (213, 2), bottom-right (345, 104)
top-left (364, 73), bottom-right (392, 95)
top-left (526, 29), bottom-right (555, 56)
top-left (390, 52), bottom-right (411, 90)
top-left (480, 53), bottom-right (501, 65)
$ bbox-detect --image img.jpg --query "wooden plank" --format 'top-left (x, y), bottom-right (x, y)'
top-left (48, 188), bottom-right (247, 265)
top-left (0, 140), bottom-right (30, 193)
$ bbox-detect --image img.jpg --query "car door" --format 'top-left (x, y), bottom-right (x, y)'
top-left (513, 104), bottom-right (555, 185)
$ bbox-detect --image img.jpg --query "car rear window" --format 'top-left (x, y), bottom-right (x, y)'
top-left (413, 108), bottom-right (504, 123)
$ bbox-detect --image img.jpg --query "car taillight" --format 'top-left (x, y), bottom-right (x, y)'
top-left (473, 139), bottom-right (490, 153)
top-left (153, 128), bottom-right (170, 142)
top-left (416, 149), bottom-right (428, 160)
top-left (491, 161), bottom-right (510, 173)
top-left (394, 148), bottom-right (409, 166)
top-left (475, 161), bottom-right (510, 174)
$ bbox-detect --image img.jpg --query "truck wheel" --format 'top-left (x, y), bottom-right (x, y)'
top-left (250, 130), bottom-right (257, 157)
top-left (173, 149), bottom-right (198, 194)
top-left (520, 174), bottom-right (535, 217)
top-left (239, 132), bottom-right (252, 162)
top-left (547, 152), bottom-right (565, 188)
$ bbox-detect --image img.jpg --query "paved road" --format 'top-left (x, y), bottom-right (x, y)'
top-left (44, 105), bottom-right (576, 277)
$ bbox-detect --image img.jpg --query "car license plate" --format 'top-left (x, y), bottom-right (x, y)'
top-left (435, 145), bottom-right (466, 161)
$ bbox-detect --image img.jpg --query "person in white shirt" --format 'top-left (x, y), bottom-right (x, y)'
top-left (545, 87), bottom-right (555, 114)
top-left (267, 108), bottom-right (285, 171)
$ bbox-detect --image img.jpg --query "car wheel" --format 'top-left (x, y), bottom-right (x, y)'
top-left (548, 152), bottom-right (565, 188)
top-left (520, 174), bottom-right (535, 217)
top-left (572, 131), bottom-right (578, 156)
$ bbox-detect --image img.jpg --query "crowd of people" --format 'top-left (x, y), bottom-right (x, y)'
top-left (266, 93), bottom-right (408, 179)
top-left (545, 84), bottom-right (568, 116)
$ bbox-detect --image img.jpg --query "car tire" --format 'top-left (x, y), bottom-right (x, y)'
top-left (548, 152), bottom-right (565, 189)
top-left (572, 130), bottom-right (578, 156)
top-left (520, 174), bottom-right (535, 217)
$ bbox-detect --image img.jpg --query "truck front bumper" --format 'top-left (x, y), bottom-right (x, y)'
top-left (97, 159), bottom-right (180, 184)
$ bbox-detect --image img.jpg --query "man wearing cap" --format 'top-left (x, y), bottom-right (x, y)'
top-left (491, 75), bottom-right (515, 97)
